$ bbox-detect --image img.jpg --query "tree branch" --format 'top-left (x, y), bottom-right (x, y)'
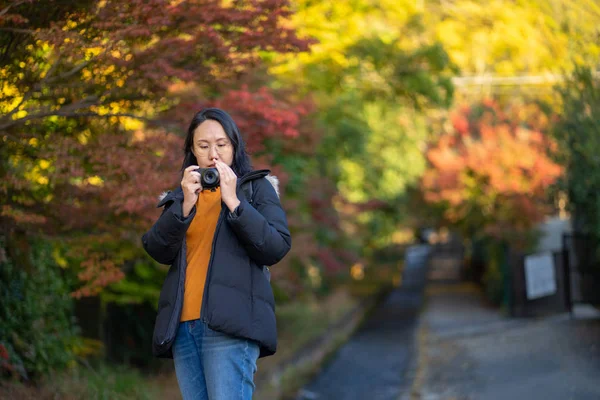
top-left (0, 95), bottom-right (99, 130)
top-left (1, 54), bottom-right (64, 122)
top-left (0, 103), bottom-right (180, 133)
top-left (1, 54), bottom-right (98, 124)
top-left (46, 58), bottom-right (94, 83)
top-left (0, 0), bottom-right (29, 18)
top-left (0, 27), bottom-right (36, 34)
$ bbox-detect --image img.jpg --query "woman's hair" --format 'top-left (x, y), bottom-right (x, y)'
top-left (181, 108), bottom-right (253, 176)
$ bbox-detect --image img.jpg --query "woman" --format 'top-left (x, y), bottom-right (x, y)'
top-left (142, 108), bottom-right (291, 399)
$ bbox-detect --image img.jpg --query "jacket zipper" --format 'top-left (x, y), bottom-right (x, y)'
top-left (200, 207), bottom-right (226, 322)
top-left (199, 175), bottom-right (259, 323)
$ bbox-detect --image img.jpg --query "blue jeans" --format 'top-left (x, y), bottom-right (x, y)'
top-left (172, 319), bottom-right (260, 400)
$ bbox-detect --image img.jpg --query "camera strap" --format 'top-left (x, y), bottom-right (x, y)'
top-left (242, 180), bottom-right (254, 204)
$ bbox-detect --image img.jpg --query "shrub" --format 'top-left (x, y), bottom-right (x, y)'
top-left (553, 65), bottom-right (600, 272)
top-left (0, 238), bottom-right (79, 381)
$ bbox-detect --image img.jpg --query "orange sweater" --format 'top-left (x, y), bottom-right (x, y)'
top-left (180, 188), bottom-right (222, 322)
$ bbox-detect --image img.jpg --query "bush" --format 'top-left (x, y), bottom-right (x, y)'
top-left (553, 65), bottom-right (600, 270)
top-left (0, 238), bottom-right (79, 381)
top-left (477, 238), bottom-right (509, 307)
top-left (482, 251), bottom-right (504, 306)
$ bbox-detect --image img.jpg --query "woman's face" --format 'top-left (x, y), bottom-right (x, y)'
top-left (191, 120), bottom-right (234, 168)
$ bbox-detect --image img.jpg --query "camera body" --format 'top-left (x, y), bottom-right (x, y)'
top-left (195, 167), bottom-right (220, 189)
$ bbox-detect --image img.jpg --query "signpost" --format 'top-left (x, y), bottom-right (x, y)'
top-left (524, 252), bottom-right (557, 300)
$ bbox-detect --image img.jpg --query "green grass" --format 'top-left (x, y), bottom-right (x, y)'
top-left (253, 287), bottom-right (371, 399)
top-left (1, 361), bottom-right (163, 400)
top-left (275, 288), bottom-right (359, 358)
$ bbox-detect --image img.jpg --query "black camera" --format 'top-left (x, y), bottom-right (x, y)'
top-left (195, 167), bottom-right (220, 189)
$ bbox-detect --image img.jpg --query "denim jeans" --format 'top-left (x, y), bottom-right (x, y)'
top-left (172, 319), bottom-right (260, 400)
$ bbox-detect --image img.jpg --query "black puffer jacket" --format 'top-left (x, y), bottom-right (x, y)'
top-left (142, 169), bottom-right (291, 358)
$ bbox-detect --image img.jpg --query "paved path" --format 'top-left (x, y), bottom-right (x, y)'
top-left (297, 245), bottom-right (431, 400)
top-left (407, 283), bottom-right (600, 400)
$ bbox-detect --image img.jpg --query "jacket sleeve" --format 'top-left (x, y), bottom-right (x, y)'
top-left (226, 178), bottom-right (291, 266)
top-left (141, 197), bottom-right (196, 265)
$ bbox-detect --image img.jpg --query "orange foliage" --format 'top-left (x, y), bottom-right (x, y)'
top-left (422, 100), bottom-right (562, 239)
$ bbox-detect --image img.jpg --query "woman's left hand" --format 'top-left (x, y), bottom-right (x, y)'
top-left (215, 160), bottom-right (240, 212)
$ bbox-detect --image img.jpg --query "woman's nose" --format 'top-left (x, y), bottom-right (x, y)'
top-left (208, 146), bottom-right (219, 160)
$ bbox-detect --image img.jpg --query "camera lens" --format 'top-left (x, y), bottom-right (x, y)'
top-left (203, 170), bottom-right (218, 185)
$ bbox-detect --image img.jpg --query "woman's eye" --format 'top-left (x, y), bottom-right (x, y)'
top-left (200, 146), bottom-right (209, 149)
top-left (218, 144), bottom-right (226, 147)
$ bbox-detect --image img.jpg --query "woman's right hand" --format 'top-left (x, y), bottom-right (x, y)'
top-left (182, 165), bottom-right (202, 217)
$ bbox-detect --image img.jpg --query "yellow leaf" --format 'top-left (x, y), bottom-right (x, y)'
top-left (123, 118), bottom-right (143, 131)
top-left (77, 132), bottom-right (89, 144)
top-left (86, 176), bottom-right (104, 186)
top-left (14, 110), bottom-right (27, 119)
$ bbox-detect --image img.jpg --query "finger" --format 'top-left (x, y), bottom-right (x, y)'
top-left (219, 167), bottom-right (234, 183)
top-left (184, 166), bottom-right (200, 180)
top-left (215, 162), bottom-right (230, 178)
top-left (217, 160), bottom-right (233, 173)
top-left (214, 162), bottom-right (223, 178)
top-left (183, 176), bottom-right (200, 188)
top-left (216, 160), bottom-right (234, 179)
top-left (183, 171), bottom-right (199, 182)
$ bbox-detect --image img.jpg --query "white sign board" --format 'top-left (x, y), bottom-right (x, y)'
top-left (524, 252), bottom-right (557, 300)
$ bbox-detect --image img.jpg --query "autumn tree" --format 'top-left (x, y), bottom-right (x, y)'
top-left (0, 0), bottom-right (310, 296)
top-left (270, 0), bottom-right (456, 272)
top-left (423, 0), bottom-right (600, 102)
top-left (421, 100), bottom-right (563, 244)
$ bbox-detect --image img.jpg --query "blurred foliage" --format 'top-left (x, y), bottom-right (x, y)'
top-left (0, 237), bottom-right (79, 380)
top-left (272, 0), bottom-right (456, 260)
top-left (0, 0), bottom-right (317, 379)
top-left (425, 0), bottom-right (600, 76)
top-left (51, 363), bottom-right (159, 400)
top-left (0, 0), bottom-right (310, 299)
top-left (2, 361), bottom-right (161, 400)
top-left (421, 99), bottom-right (562, 246)
top-left (553, 65), bottom-right (600, 270)
top-left (481, 240), bottom-right (507, 307)
top-left (423, 0), bottom-right (600, 105)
